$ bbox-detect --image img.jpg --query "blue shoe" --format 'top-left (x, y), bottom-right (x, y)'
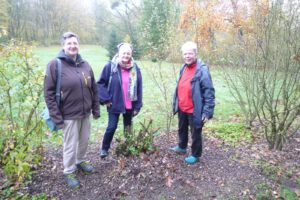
top-left (185, 156), bottom-right (199, 165)
top-left (64, 173), bottom-right (80, 189)
top-left (170, 146), bottom-right (187, 154)
top-left (100, 149), bottom-right (108, 158)
top-left (77, 161), bottom-right (94, 174)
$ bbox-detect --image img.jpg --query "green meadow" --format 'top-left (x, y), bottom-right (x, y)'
top-left (34, 45), bottom-right (244, 144)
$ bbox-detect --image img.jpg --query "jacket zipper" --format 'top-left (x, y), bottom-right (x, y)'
top-left (76, 62), bottom-right (86, 114)
top-left (117, 65), bottom-right (126, 113)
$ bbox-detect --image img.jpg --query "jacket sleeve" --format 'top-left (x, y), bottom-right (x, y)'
top-left (200, 66), bottom-right (215, 119)
top-left (173, 65), bottom-right (185, 115)
top-left (44, 59), bottom-right (64, 125)
top-left (90, 68), bottom-right (100, 118)
top-left (134, 66), bottom-right (143, 112)
top-left (97, 62), bottom-right (111, 104)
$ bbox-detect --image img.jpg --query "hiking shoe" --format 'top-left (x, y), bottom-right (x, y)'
top-left (77, 161), bottom-right (94, 174)
top-left (64, 173), bottom-right (80, 189)
top-left (100, 149), bottom-right (108, 158)
top-left (185, 156), bottom-right (199, 165)
top-left (170, 146), bottom-right (187, 154)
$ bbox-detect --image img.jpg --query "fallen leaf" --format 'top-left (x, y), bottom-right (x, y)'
top-left (165, 176), bottom-right (173, 187)
top-left (115, 190), bottom-right (129, 197)
top-left (119, 158), bottom-right (125, 170)
top-left (137, 172), bottom-right (146, 179)
top-left (294, 188), bottom-right (300, 197)
top-left (276, 170), bottom-right (283, 176)
top-left (251, 153), bottom-right (261, 159)
top-left (272, 190), bottom-right (278, 197)
top-left (141, 153), bottom-right (150, 162)
top-left (242, 189), bottom-right (250, 195)
top-left (294, 138), bottom-right (300, 142)
top-left (51, 165), bottom-right (56, 171)
top-left (185, 180), bottom-right (196, 188)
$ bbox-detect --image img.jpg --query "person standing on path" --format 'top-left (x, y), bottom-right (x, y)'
top-left (97, 43), bottom-right (143, 158)
top-left (44, 32), bottom-right (100, 189)
top-left (171, 41), bottom-right (215, 165)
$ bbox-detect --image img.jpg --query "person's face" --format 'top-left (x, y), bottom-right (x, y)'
top-left (63, 37), bottom-right (79, 59)
top-left (118, 45), bottom-right (132, 64)
top-left (182, 48), bottom-right (197, 65)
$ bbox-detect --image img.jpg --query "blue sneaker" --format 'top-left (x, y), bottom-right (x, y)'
top-left (170, 146), bottom-right (187, 154)
top-left (64, 173), bottom-right (80, 189)
top-left (185, 156), bottom-right (199, 165)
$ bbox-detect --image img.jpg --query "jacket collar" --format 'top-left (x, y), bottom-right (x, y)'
top-left (57, 49), bottom-right (84, 65)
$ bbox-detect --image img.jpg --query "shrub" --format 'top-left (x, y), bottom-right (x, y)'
top-left (115, 119), bottom-right (158, 156)
top-left (222, 1), bottom-right (300, 150)
top-left (0, 40), bottom-right (44, 196)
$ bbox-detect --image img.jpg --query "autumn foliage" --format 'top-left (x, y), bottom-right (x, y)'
top-left (179, 0), bottom-right (270, 53)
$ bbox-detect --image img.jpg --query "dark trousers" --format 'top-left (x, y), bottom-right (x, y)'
top-left (101, 109), bottom-right (133, 151)
top-left (178, 109), bottom-right (203, 157)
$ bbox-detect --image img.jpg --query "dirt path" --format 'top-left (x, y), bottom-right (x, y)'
top-left (27, 131), bottom-right (300, 200)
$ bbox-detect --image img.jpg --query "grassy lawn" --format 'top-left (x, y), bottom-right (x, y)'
top-left (34, 45), bottom-right (242, 144)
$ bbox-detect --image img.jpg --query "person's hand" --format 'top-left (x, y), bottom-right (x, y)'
top-left (202, 116), bottom-right (208, 123)
top-left (106, 102), bottom-right (112, 108)
top-left (57, 123), bottom-right (64, 129)
top-left (93, 115), bottom-right (100, 119)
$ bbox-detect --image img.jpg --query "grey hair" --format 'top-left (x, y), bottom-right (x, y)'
top-left (117, 43), bottom-right (133, 52)
top-left (181, 41), bottom-right (198, 54)
top-left (60, 32), bottom-right (80, 46)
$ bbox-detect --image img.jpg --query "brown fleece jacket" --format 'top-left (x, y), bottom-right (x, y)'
top-left (44, 50), bottom-right (100, 125)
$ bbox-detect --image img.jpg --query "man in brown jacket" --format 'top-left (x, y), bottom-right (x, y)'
top-left (44, 32), bottom-right (100, 189)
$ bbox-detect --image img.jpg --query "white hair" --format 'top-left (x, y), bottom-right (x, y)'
top-left (181, 41), bottom-right (198, 54)
top-left (118, 43), bottom-right (133, 52)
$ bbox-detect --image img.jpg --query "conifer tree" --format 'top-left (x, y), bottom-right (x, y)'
top-left (106, 30), bottom-right (121, 59)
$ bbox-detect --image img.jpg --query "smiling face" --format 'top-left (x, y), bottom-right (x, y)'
top-left (63, 36), bottom-right (79, 60)
top-left (118, 44), bottom-right (132, 64)
top-left (182, 47), bottom-right (197, 65)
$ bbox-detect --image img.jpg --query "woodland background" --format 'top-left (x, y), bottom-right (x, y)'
top-left (0, 0), bottom-right (300, 199)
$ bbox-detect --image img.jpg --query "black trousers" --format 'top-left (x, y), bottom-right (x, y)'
top-left (102, 109), bottom-right (133, 151)
top-left (178, 109), bottom-right (203, 157)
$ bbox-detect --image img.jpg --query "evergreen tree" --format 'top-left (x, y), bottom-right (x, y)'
top-left (139, 0), bottom-right (173, 60)
top-left (106, 30), bottom-right (121, 59)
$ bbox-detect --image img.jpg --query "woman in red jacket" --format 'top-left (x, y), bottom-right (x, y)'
top-left (171, 41), bottom-right (215, 165)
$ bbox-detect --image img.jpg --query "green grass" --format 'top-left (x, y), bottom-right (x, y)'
top-left (34, 45), bottom-right (243, 144)
top-left (206, 122), bottom-right (252, 145)
top-left (255, 183), bottom-right (273, 199)
top-left (297, 178), bottom-right (300, 187)
top-left (280, 186), bottom-right (298, 200)
top-left (33, 45), bottom-right (109, 75)
top-left (211, 67), bottom-right (242, 120)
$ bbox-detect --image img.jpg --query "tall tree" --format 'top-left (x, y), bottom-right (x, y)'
top-left (109, 0), bottom-right (141, 58)
top-left (0, 0), bottom-right (9, 38)
top-left (106, 30), bottom-right (122, 59)
top-left (180, 0), bottom-right (224, 51)
top-left (6, 0), bottom-right (97, 45)
top-left (139, 0), bottom-right (173, 60)
top-left (93, 0), bottom-right (114, 44)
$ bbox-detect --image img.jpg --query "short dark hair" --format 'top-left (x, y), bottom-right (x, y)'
top-left (60, 32), bottom-right (79, 45)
